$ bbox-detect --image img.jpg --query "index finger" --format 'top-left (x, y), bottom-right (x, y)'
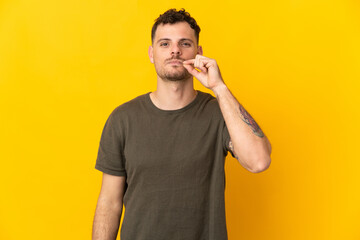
top-left (182, 59), bottom-right (195, 65)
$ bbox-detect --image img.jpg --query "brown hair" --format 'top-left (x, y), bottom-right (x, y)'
top-left (151, 8), bottom-right (201, 44)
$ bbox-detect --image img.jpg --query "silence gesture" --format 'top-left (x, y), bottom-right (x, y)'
top-left (183, 54), bottom-right (225, 91)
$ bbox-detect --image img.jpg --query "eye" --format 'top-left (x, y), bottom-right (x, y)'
top-left (181, 42), bottom-right (191, 47)
top-left (160, 42), bottom-right (168, 47)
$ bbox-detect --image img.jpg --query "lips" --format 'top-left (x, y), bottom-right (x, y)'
top-left (166, 59), bottom-right (184, 65)
top-left (168, 61), bottom-right (182, 64)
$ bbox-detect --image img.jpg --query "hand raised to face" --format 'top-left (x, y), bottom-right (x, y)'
top-left (183, 55), bottom-right (225, 91)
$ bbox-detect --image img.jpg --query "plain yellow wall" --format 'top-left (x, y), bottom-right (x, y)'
top-left (0, 0), bottom-right (359, 239)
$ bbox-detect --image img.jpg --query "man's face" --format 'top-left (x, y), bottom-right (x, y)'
top-left (149, 22), bottom-right (202, 81)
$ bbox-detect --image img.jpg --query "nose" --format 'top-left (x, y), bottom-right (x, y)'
top-left (171, 44), bottom-right (181, 56)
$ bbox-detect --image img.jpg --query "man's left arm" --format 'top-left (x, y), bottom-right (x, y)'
top-left (183, 55), bottom-right (272, 173)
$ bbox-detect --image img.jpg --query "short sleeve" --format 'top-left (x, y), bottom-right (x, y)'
top-left (222, 122), bottom-right (235, 158)
top-left (95, 109), bottom-right (127, 176)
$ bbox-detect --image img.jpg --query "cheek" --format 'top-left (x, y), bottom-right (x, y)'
top-left (153, 52), bottom-right (166, 62)
top-left (184, 48), bottom-right (198, 57)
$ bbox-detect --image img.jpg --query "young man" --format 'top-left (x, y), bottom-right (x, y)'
top-left (93, 8), bottom-right (271, 240)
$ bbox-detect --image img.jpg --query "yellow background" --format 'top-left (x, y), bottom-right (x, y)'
top-left (1, 0), bottom-right (359, 239)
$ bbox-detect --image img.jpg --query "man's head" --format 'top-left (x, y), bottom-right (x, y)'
top-left (149, 9), bottom-right (202, 82)
top-left (151, 8), bottom-right (201, 45)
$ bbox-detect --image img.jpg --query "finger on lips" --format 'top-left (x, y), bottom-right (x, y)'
top-left (183, 55), bottom-right (211, 74)
top-left (182, 59), bottom-right (195, 65)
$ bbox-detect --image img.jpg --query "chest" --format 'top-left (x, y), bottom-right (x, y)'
top-left (123, 113), bottom-right (222, 178)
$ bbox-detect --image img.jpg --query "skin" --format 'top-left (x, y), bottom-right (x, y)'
top-left (148, 22), bottom-right (203, 110)
top-left (92, 173), bottom-right (126, 240)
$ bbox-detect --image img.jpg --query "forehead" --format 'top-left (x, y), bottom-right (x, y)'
top-left (154, 22), bottom-right (196, 42)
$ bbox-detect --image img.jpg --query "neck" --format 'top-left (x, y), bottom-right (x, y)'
top-left (150, 77), bottom-right (197, 110)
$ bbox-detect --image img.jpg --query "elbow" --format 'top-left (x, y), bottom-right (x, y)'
top-left (251, 138), bottom-right (272, 173)
top-left (234, 138), bottom-right (272, 173)
top-left (250, 156), bottom-right (271, 173)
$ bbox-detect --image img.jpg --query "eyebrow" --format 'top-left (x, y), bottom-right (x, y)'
top-left (156, 38), bottom-right (194, 44)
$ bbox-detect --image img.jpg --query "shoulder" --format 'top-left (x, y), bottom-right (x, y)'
top-left (108, 93), bottom-right (149, 120)
top-left (197, 90), bottom-right (222, 113)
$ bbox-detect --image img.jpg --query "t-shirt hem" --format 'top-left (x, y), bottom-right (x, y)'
top-left (224, 133), bottom-right (235, 158)
top-left (95, 164), bottom-right (127, 177)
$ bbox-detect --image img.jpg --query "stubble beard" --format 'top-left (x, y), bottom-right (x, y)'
top-left (154, 60), bottom-right (192, 82)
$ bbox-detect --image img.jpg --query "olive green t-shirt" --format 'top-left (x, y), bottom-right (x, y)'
top-left (95, 90), bottom-right (234, 240)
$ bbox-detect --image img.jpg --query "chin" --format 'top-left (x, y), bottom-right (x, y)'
top-left (165, 72), bottom-right (192, 81)
top-left (157, 68), bottom-right (191, 82)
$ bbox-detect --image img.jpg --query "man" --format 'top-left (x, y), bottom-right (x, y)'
top-left (93, 8), bottom-right (271, 240)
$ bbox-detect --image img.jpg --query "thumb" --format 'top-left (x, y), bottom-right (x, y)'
top-left (183, 63), bottom-right (202, 79)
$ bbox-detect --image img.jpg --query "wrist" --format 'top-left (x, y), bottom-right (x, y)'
top-left (212, 83), bottom-right (228, 97)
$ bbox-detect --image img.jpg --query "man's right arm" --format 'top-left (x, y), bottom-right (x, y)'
top-left (92, 173), bottom-right (126, 240)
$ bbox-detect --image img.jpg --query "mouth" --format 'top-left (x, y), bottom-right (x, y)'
top-left (167, 59), bottom-right (184, 65)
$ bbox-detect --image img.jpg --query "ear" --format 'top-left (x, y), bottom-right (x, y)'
top-left (197, 45), bottom-right (203, 55)
top-left (148, 46), bottom-right (154, 63)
